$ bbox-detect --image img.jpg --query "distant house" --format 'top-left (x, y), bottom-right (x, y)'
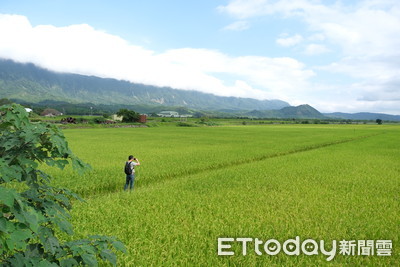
top-left (180, 114), bottom-right (193, 118)
top-left (111, 114), bottom-right (123, 121)
top-left (157, 111), bottom-right (179, 117)
top-left (139, 114), bottom-right (147, 123)
top-left (25, 108), bottom-right (33, 113)
top-left (41, 108), bottom-right (62, 117)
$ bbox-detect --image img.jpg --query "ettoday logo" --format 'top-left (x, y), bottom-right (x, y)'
top-left (218, 236), bottom-right (337, 261)
top-left (218, 237), bottom-right (393, 261)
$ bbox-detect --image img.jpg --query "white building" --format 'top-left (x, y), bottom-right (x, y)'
top-left (157, 111), bottom-right (179, 117)
top-left (111, 114), bottom-right (123, 121)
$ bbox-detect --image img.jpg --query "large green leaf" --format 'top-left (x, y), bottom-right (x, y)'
top-left (81, 254), bottom-right (98, 267)
top-left (0, 218), bottom-right (7, 232)
top-left (60, 258), bottom-right (79, 267)
top-left (7, 228), bottom-right (32, 250)
top-left (100, 249), bottom-right (117, 266)
top-left (0, 187), bottom-right (16, 207)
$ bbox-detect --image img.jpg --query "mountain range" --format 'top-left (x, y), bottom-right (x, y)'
top-left (323, 112), bottom-right (400, 122)
top-left (0, 58), bottom-right (398, 121)
top-left (0, 59), bottom-right (288, 111)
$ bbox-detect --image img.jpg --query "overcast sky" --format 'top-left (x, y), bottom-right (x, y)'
top-left (1, 0), bottom-right (399, 114)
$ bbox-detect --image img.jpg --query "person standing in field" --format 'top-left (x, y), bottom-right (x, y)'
top-left (124, 155), bottom-right (140, 191)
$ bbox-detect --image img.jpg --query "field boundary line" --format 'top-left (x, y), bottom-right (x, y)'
top-left (85, 132), bottom-right (383, 198)
top-left (138, 132), bottom-right (383, 187)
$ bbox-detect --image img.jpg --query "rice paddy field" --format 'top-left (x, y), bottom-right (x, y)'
top-left (46, 124), bottom-right (399, 266)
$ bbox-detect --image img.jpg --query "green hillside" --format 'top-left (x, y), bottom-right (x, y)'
top-left (0, 59), bottom-right (289, 111)
top-left (324, 112), bottom-right (400, 122)
top-left (245, 104), bottom-right (325, 119)
top-left (0, 59), bottom-right (335, 119)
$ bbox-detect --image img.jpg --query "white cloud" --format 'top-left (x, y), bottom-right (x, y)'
top-left (217, 0), bottom-right (272, 19)
top-left (158, 48), bottom-right (315, 100)
top-left (308, 33), bottom-right (325, 42)
top-left (304, 44), bottom-right (330, 55)
top-left (276, 34), bottom-right (303, 47)
top-left (222, 20), bottom-right (250, 31)
top-left (219, 0), bottom-right (400, 57)
top-left (218, 0), bottom-right (400, 113)
top-left (0, 14), bottom-right (315, 103)
top-left (2, 3), bottom-right (399, 114)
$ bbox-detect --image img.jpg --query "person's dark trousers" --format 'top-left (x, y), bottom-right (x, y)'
top-left (124, 174), bottom-right (135, 190)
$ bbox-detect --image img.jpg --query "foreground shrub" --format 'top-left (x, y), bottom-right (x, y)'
top-left (0, 104), bottom-right (125, 266)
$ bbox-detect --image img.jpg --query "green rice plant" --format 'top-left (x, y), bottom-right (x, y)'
top-left (48, 124), bottom-right (399, 265)
top-left (46, 124), bottom-right (383, 197)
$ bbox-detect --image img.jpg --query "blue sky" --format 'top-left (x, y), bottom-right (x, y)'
top-left (1, 0), bottom-right (399, 114)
